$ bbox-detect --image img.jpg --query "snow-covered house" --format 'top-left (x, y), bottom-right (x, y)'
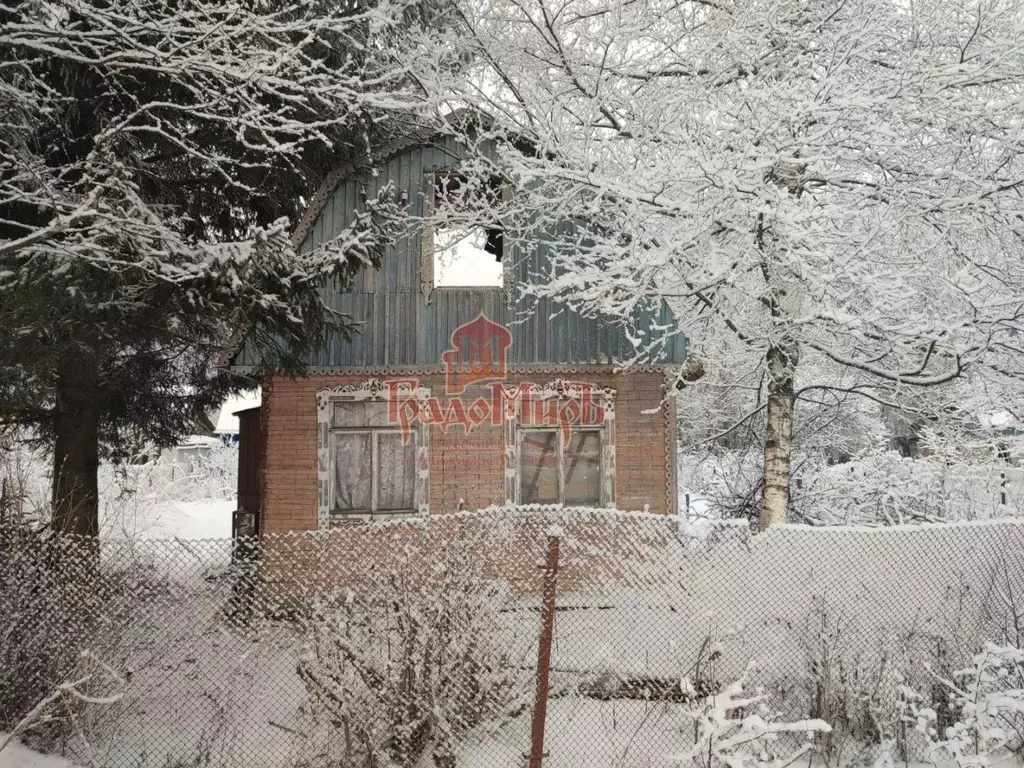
top-left (229, 124), bottom-right (687, 534)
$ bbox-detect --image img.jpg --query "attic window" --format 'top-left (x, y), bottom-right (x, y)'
top-left (423, 173), bottom-right (506, 289)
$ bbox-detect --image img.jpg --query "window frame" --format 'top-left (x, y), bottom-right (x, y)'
top-left (502, 380), bottom-right (616, 508)
top-left (328, 427), bottom-right (416, 517)
top-left (315, 380), bottom-right (430, 527)
top-left (518, 425), bottom-right (605, 506)
top-left (420, 171), bottom-right (514, 302)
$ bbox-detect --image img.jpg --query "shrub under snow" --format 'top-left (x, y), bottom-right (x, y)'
top-left (681, 449), bottom-right (1022, 525)
top-left (296, 535), bottom-right (530, 768)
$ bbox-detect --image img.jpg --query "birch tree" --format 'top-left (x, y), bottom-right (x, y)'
top-left (439, 0), bottom-right (1024, 526)
top-left (0, 0), bottom-right (448, 534)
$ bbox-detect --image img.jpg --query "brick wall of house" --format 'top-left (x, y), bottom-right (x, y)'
top-left (260, 369), bottom-right (673, 533)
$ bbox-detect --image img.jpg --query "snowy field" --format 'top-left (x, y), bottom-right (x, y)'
top-left (0, 737), bottom-right (76, 768)
top-left (101, 498), bottom-right (234, 540)
top-left (2, 439), bottom-right (237, 540)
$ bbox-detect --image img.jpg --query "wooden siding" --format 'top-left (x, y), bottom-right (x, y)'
top-left (235, 137), bottom-right (686, 369)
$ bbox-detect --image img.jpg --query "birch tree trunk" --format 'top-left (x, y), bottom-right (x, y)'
top-left (52, 352), bottom-right (100, 537)
top-left (761, 341), bottom-right (798, 530)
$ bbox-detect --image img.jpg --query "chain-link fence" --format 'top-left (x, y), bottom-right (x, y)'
top-left (3, 508), bottom-right (1024, 768)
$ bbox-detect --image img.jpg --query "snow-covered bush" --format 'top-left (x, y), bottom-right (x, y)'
top-left (797, 453), bottom-right (1013, 526)
top-left (116, 442), bottom-right (238, 506)
top-left (790, 599), bottom-right (906, 767)
top-left (296, 537), bottom-right (529, 767)
top-left (681, 449), bottom-right (765, 521)
top-left (904, 643), bottom-right (1024, 767)
top-left (671, 667), bottom-right (831, 768)
top-left (0, 435), bottom-right (237, 537)
top-left (680, 449), bottom-right (1020, 526)
top-left (0, 434), bottom-right (50, 524)
top-left (0, 520), bottom-right (80, 738)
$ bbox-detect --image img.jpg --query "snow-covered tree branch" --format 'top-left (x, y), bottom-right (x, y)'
top-left (0, 0), bottom-right (452, 533)
top-left (437, 0), bottom-right (1024, 526)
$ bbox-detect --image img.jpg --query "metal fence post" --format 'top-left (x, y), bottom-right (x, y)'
top-left (528, 528), bottom-right (561, 768)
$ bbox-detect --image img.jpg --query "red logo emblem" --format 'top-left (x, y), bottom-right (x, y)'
top-left (441, 313), bottom-right (513, 395)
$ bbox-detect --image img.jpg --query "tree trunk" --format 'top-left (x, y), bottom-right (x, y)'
top-left (52, 353), bottom-right (101, 537)
top-left (761, 341), bottom-right (798, 530)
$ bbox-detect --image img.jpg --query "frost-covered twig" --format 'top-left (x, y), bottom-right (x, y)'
top-left (905, 643), bottom-right (1024, 767)
top-left (0, 652), bottom-right (125, 757)
top-left (670, 666), bottom-right (831, 768)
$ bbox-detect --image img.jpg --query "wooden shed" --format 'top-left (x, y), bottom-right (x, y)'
top-left (233, 405), bottom-right (263, 539)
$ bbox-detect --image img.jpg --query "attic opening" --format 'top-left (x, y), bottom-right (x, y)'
top-left (429, 172), bottom-right (505, 288)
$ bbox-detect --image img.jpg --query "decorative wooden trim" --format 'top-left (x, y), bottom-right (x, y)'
top-left (291, 109), bottom-right (487, 252)
top-left (236, 363), bottom-right (677, 377)
top-left (292, 128), bottom-right (441, 251)
top-left (501, 380), bottom-right (617, 507)
top-left (604, 401), bottom-right (617, 510)
top-left (419, 175), bottom-right (435, 304)
top-left (663, 369), bottom-right (678, 517)
top-left (535, 378), bottom-right (617, 402)
top-left (316, 379), bottom-right (431, 528)
top-left (502, 401), bottom-right (518, 505)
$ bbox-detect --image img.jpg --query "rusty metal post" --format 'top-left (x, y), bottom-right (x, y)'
top-left (528, 529), bottom-right (561, 768)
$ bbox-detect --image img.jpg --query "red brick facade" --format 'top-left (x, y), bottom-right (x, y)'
top-left (259, 369), bottom-right (675, 533)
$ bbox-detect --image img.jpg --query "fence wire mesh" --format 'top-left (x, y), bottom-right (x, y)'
top-left (3, 507), bottom-right (1024, 768)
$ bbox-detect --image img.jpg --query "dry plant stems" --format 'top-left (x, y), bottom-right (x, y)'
top-left (671, 665), bottom-right (831, 768)
top-left (296, 534), bottom-right (529, 767)
top-left (979, 556), bottom-right (1024, 650)
top-left (904, 643), bottom-right (1024, 767)
top-left (797, 600), bottom-right (895, 768)
top-left (0, 651), bottom-right (125, 760)
top-left (683, 448), bottom-right (1024, 526)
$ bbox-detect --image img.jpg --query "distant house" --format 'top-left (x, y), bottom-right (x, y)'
top-left (212, 391), bottom-right (262, 444)
top-left (229, 124), bottom-right (687, 534)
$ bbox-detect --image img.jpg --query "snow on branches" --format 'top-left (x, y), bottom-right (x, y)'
top-left (0, 0), bottom-right (445, 531)
top-left (671, 667), bottom-right (831, 768)
top-left (436, 0), bottom-right (1024, 524)
top-left (0, 0), bottom-right (434, 276)
top-left (296, 535), bottom-right (528, 767)
top-left (904, 643), bottom-right (1024, 768)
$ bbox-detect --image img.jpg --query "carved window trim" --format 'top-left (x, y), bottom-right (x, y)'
top-left (316, 379), bottom-right (431, 527)
top-left (419, 176), bottom-right (435, 303)
top-left (501, 379), bottom-right (616, 507)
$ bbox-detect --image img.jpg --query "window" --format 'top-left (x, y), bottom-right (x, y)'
top-left (520, 428), bottom-right (603, 505)
top-left (501, 381), bottom-right (617, 508)
top-left (316, 385), bottom-right (430, 527)
top-left (434, 226), bottom-right (503, 287)
top-left (422, 172), bottom-right (507, 291)
top-left (330, 401), bottom-right (415, 517)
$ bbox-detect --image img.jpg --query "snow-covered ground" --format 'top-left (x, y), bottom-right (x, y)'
top-left (5, 435), bottom-right (1024, 768)
top-left (2, 437), bottom-right (237, 540)
top-left (457, 698), bottom-right (687, 768)
top-left (0, 736), bottom-right (77, 768)
top-left (100, 499), bottom-right (235, 540)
